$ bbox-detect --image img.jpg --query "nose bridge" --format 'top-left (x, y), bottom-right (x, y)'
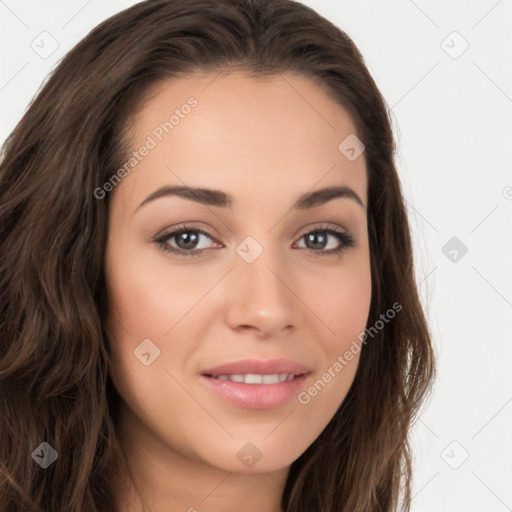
top-left (226, 234), bottom-right (298, 334)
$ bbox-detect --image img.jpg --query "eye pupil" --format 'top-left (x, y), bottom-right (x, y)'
top-left (176, 231), bottom-right (199, 249)
top-left (306, 232), bottom-right (327, 250)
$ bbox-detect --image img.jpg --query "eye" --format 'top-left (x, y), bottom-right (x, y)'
top-left (294, 224), bottom-right (355, 256)
top-left (154, 223), bottom-right (355, 257)
top-left (154, 224), bottom-right (219, 257)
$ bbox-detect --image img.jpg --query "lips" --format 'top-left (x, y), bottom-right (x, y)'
top-left (199, 358), bottom-right (311, 409)
top-left (201, 358), bottom-right (311, 378)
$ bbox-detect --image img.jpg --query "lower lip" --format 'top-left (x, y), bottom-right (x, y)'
top-left (199, 374), bottom-right (309, 409)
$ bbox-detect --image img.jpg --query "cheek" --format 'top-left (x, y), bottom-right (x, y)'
top-left (303, 258), bottom-right (372, 349)
top-left (297, 259), bottom-right (371, 403)
top-left (330, 277), bottom-right (372, 351)
top-left (294, 275), bottom-right (369, 444)
top-left (105, 244), bottom-right (209, 341)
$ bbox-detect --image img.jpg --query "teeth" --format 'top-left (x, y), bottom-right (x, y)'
top-left (212, 373), bottom-right (295, 384)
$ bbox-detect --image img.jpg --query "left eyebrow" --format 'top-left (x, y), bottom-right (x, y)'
top-left (134, 184), bottom-right (365, 213)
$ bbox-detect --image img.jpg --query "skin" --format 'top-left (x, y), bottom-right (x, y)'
top-left (105, 70), bottom-right (372, 512)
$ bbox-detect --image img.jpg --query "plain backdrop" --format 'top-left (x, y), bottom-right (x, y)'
top-left (1, 1), bottom-right (511, 511)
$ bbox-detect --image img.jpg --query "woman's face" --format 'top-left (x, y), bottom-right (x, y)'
top-left (105, 71), bottom-right (371, 475)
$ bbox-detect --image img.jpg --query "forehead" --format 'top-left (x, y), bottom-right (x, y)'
top-left (115, 71), bottom-right (367, 210)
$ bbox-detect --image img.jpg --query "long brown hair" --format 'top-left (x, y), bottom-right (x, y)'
top-left (0, 0), bottom-right (436, 510)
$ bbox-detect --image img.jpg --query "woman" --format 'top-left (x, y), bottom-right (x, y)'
top-left (0, 0), bottom-right (436, 510)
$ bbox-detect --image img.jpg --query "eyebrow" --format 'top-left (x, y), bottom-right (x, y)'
top-left (135, 184), bottom-right (365, 213)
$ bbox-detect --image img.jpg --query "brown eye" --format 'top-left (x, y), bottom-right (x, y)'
top-left (155, 226), bottom-right (219, 257)
top-left (295, 227), bottom-right (355, 256)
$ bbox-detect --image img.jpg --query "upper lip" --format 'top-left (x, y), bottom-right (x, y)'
top-left (201, 358), bottom-right (311, 377)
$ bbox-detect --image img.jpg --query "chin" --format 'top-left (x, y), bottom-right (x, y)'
top-left (197, 438), bottom-right (306, 475)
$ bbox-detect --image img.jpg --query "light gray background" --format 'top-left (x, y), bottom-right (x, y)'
top-left (1, 1), bottom-right (511, 510)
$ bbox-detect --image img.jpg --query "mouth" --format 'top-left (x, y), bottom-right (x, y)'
top-left (201, 357), bottom-right (311, 379)
top-left (202, 372), bottom-right (303, 384)
top-left (199, 358), bottom-right (311, 409)
top-left (199, 373), bottom-right (309, 409)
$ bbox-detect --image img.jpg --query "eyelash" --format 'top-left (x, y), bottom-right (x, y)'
top-left (154, 223), bottom-right (355, 258)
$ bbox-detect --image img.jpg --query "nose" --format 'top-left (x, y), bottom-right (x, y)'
top-left (224, 244), bottom-right (302, 338)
